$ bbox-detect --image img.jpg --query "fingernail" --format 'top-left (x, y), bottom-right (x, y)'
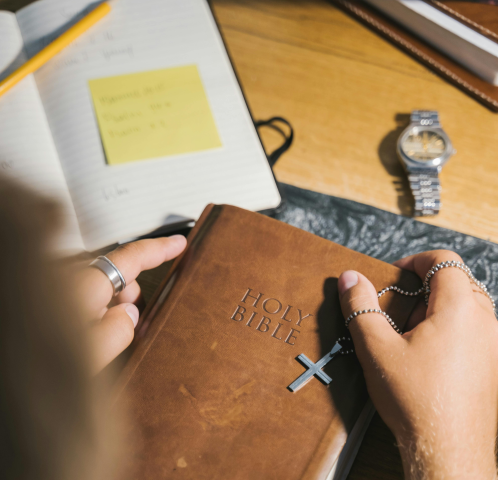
top-left (169, 234), bottom-right (185, 241)
top-left (125, 304), bottom-right (139, 327)
top-left (338, 271), bottom-right (358, 295)
top-left (168, 234), bottom-right (187, 246)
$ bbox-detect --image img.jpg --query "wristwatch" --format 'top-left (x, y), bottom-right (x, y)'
top-left (397, 110), bottom-right (455, 216)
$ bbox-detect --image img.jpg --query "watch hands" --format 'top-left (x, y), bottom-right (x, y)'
top-left (422, 131), bottom-right (428, 150)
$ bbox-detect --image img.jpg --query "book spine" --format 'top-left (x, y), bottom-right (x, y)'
top-left (114, 203), bottom-right (219, 397)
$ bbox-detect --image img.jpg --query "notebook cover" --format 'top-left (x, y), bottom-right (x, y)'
top-left (330, 0), bottom-right (498, 112)
top-left (427, 1), bottom-right (498, 43)
top-left (115, 204), bottom-right (421, 480)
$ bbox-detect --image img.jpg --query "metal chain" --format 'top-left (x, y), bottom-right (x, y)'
top-left (334, 337), bottom-right (354, 355)
top-left (345, 261), bottom-right (496, 335)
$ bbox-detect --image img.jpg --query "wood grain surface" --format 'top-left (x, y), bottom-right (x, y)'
top-left (211, 0), bottom-right (498, 243)
top-left (2, 0), bottom-right (496, 478)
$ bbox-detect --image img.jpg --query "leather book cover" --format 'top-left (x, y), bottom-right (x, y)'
top-left (115, 204), bottom-right (421, 480)
top-left (427, 1), bottom-right (498, 43)
top-left (330, 0), bottom-right (498, 112)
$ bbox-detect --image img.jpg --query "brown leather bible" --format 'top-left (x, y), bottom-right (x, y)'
top-left (331, 0), bottom-right (498, 112)
top-left (116, 204), bottom-right (421, 480)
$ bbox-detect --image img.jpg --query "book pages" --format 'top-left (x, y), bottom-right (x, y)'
top-left (0, 11), bottom-right (83, 253)
top-left (16, 0), bottom-right (281, 251)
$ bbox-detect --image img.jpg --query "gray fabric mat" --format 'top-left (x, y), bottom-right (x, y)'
top-left (275, 183), bottom-right (498, 300)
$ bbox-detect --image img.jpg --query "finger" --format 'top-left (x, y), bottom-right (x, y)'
top-left (87, 303), bottom-right (139, 374)
top-left (393, 250), bottom-right (474, 315)
top-left (393, 250), bottom-right (465, 277)
top-left (79, 235), bottom-right (186, 320)
top-left (106, 235), bottom-right (187, 283)
top-left (338, 270), bottom-right (401, 365)
top-left (470, 286), bottom-right (496, 316)
top-left (404, 298), bottom-right (427, 332)
top-left (111, 280), bottom-right (144, 309)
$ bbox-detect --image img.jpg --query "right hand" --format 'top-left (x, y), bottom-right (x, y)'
top-left (337, 250), bottom-right (498, 480)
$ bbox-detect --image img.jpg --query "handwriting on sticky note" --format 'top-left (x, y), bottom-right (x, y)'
top-left (88, 65), bottom-right (222, 165)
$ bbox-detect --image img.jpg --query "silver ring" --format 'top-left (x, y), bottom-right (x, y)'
top-left (89, 255), bottom-right (126, 296)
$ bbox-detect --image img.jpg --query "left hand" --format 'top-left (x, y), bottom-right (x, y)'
top-left (337, 250), bottom-right (498, 479)
top-left (77, 235), bottom-right (187, 373)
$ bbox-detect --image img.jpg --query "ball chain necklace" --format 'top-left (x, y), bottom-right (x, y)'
top-left (288, 261), bottom-right (495, 392)
top-left (344, 260), bottom-right (496, 346)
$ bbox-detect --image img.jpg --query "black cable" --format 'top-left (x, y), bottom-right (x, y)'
top-left (254, 116), bottom-right (294, 167)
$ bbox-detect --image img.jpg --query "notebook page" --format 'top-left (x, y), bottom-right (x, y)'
top-left (16, 0), bottom-right (281, 251)
top-left (0, 12), bottom-right (84, 253)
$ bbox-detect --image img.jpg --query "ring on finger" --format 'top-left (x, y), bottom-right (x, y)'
top-left (89, 255), bottom-right (126, 296)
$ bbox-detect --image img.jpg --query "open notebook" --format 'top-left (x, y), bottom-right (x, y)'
top-left (0, 0), bottom-right (281, 253)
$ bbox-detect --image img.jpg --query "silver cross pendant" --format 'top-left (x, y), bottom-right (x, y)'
top-left (288, 343), bottom-right (342, 392)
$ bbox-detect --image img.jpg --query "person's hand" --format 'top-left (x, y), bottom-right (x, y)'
top-left (338, 250), bottom-right (498, 480)
top-left (76, 236), bottom-right (187, 373)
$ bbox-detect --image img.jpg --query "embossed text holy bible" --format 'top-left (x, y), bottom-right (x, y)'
top-left (116, 204), bottom-right (421, 480)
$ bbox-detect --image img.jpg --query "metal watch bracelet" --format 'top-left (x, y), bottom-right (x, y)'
top-left (408, 171), bottom-right (441, 216)
top-left (409, 111), bottom-right (441, 217)
top-left (410, 110), bottom-right (440, 127)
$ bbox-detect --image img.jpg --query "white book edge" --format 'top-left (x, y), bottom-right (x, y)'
top-left (328, 398), bottom-right (376, 480)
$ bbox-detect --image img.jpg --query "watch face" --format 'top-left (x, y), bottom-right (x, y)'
top-left (401, 130), bottom-right (446, 162)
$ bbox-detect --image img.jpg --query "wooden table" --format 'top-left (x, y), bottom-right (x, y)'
top-left (2, 0), bottom-right (496, 478)
top-left (211, 0), bottom-right (498, 244)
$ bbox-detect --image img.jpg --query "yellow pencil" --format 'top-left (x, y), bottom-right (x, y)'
top-left (0, 2), bottom-right (111, 98)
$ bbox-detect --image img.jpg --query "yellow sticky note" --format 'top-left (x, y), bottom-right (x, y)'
top-left (88, 65), bottom-right (222, 165)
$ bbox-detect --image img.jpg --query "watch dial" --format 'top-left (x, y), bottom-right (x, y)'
top-left (401, 130), bottom-right (446, 161)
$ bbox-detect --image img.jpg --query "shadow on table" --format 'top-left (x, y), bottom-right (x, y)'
top-left (378, 113), bottom-right (413, 217)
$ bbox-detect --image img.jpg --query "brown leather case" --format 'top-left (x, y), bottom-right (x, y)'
top-left (330, 0), bottom-right (498, 111)
top-left (428, 1), bottom-right (498, 42)
top-left (115, 205), bottom-right (421, 480)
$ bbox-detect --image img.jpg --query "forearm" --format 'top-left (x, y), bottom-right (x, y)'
top-left (397, 432), bottom-right (497, 480)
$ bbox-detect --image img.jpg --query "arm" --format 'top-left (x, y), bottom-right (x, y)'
top-left (338, 250), bottom-right (498, 480)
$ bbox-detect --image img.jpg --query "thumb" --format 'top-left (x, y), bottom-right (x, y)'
top-left (338, 270), bottom-right (401, 364)
top-left (87, 303), bottom-right (139, 374)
